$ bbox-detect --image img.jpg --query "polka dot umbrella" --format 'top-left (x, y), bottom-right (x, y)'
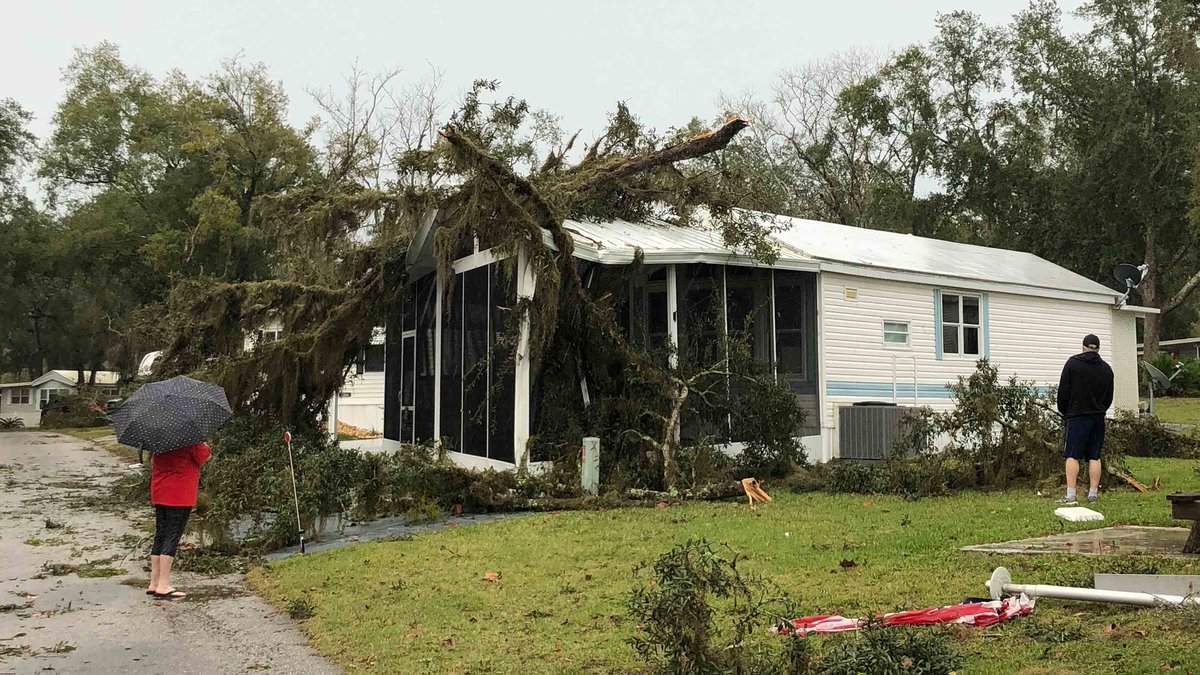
top-left (111, 376), bottom-right (232, 454)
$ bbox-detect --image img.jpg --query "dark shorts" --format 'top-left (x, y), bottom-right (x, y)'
top-left (151, 505), bottom-right (192, 557)
top-left (1064, 416), bottom-right (1105, 462)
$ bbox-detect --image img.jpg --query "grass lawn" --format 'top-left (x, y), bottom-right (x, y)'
top-left (1154, 397), bottom-right (1200, 426)
top-left (250, 457), bottom-right (1200, 674)
top-left (54, 426), bottom-right (141, 463)
top-left (55, 426), bottom-right (115, 441)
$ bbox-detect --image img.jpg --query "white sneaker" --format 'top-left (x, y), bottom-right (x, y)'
top-left (1055, 495), bottom-right (1078, 506)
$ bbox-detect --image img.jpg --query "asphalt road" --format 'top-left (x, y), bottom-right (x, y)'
top-left (0, 431), bottom-right (339, 675)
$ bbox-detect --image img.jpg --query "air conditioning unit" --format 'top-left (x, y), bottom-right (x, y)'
top-left (837, 402), bottom-right (911, 460)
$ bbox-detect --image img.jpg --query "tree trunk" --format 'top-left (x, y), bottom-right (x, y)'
top-left (1143, 312), bottom-right (1160, 361)
top-left (1142, 231), bottom-right (1161, 359)
top-left (28, 311), bottom-right (46, 379)
top-left (660, 380), bottom-right (690, 491)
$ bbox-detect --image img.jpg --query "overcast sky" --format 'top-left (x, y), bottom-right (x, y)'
top-left (6, 0), bottom-right (1087, 149)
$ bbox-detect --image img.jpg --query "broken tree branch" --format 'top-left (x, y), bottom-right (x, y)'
top-left (573, 116), bottom-right (751, 194)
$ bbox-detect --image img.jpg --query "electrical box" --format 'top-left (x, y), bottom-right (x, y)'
top-left (582, 437), bottom-right (600, 496)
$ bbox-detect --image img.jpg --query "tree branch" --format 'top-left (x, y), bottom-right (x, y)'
top-left (573, 116), bottom-right (751, 193)
top-left (1162, 268), bottom-right (1200, 313)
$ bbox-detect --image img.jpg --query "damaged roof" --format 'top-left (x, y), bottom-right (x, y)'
top-left (408, 208), bottom-right (1123, 303)
top-left (562, 213), bottom-right (1121, 303)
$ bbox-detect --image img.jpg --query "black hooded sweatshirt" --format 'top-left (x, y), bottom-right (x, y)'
top-left (1056, 351), bottom-right (1114, 420)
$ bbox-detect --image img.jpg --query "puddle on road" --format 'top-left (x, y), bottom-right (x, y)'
top-left (963, 525), bottom-right (1196, 556)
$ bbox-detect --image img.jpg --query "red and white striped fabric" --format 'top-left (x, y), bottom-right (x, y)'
top-left (778, 595), bottom-right (1035, 636)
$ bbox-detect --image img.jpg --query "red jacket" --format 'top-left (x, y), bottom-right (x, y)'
top-left (150, 442), bottom-right (211, 507)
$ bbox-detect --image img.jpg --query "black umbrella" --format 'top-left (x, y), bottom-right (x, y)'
top-left (111, 376), bottom-right (232, 454)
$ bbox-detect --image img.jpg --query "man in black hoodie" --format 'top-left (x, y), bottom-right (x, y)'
top-left (1055, 334), bottom-right (1114, 505)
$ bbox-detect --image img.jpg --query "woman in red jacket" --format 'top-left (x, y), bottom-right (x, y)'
top-left (147, 442), bottom-right (211, 600)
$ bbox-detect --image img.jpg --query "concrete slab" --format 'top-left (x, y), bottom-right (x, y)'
top-left (961, 525), bottom-right (1196, 557)
top-left (1094, 573), bottom-right (1200, 596)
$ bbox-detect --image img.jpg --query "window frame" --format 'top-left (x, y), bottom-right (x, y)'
top-left (882, 320), bottom-right (911, 348)
top-left (39, 387), bottom-right (69, 409)
top-left (10, 388), bottom-right (31, 405)
top-left (940, 292), bottom-right (982, 357)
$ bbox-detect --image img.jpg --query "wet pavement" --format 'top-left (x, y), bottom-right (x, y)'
top-left (962, 525), bottom-right (1196, 557)
top-left (0, 431), bottom-right (339, 675)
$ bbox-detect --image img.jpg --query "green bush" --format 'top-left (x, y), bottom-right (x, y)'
top-left (628, 539), bottom-right (791, 674)
top-left (0, 417), bottom-right (25, 430)
top-left (195, 415), bottom-right (364, 550)
top-left (817, 625), bottom-right (962, 675)
top-left (1145, 352), bottom-right (1200, 396)
top-left (39, 394), bottom-right (110, 429)
top-left (824, 461), bottom-right (884, 494)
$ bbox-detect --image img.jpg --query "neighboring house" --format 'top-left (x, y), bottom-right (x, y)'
top-left (0, 370), bottom-right (122, 428)
top-left (383, 211), bottom-right (1150, 469)
top-left (1138, 337), bottom-right (1200, 360)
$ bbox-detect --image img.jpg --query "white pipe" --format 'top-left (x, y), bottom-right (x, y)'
top-left (911, 354), bottom-right (918, 406)
top-left (988, 567), bottom-right (1200, 607)
top-left (890, 353), bottom-right (898, 404)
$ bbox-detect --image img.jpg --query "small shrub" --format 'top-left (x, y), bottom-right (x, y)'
top-left (0, 417), bottom-right (25, 430)
top-left (402, 497), bottom-right (442, 524)
top-left (824, 461), bottom-right (883, 494)
top-left (628, 539), bottom-right (790, 674)
top-left (818, 626), bottom-right (962, 675)
top-left (675, 444), bottom-right (735, 491)
top-left (286, 596), bottom-right (316, 620)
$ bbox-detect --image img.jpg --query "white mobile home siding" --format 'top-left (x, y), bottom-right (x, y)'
top-left (335, 372), bottom-right (385, 432)
top-left (820, 273), bottom-right (1123, 445)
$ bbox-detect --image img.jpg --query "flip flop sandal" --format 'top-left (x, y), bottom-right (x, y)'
top-left (145, 590), bottom-right (156, 596)
top-left (153, 590), bottom-right (187, 600)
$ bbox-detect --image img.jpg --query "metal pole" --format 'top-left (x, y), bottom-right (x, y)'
top-left (987, 567), bottom-right (1199, 607)
top-left (285, 431), bottom-right (305, 554)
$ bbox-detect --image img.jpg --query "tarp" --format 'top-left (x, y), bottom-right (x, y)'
top-left (779, 595), bottom-right (1035, 636)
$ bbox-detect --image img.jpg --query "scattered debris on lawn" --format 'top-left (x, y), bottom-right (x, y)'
top-left (779, 595), bottom-right (1035, 636)
top-left (740, 478), bottom-right (772, 510)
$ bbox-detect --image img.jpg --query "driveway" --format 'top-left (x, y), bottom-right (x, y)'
top-left (0, 431), bottom-right (339, 674)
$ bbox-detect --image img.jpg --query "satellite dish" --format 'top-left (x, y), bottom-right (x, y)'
top-left (1143, 361), bottom-right (1173, 390)
top-left (1114, 264), bottom-right (1144, 289)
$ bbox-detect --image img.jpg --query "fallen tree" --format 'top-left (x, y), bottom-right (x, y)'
top-left (157, 81), bottom-right (804, 491)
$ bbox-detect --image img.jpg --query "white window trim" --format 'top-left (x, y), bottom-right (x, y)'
top-left (882, 319), bottom-right (911, 349)
top-left (941, 292), bottom-right (982, 358)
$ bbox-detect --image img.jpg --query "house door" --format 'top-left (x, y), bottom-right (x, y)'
top-left (398, 332), bottom-right (416, 443)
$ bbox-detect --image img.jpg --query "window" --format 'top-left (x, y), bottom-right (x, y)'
top-left (10, 388), bottom-right (30, 405)
top-left (940, 293), bottom-right (981, 356)
top-left (39, 388), bottom-right (69, 408)
top-left (259, 329), bottom-right (282, 343)
top-left (774, 270), bottom-right (809, 377)
top-left (357, 344), bottom-right (385, 373)
top-left (883, 321), bottom-right (910, 346)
